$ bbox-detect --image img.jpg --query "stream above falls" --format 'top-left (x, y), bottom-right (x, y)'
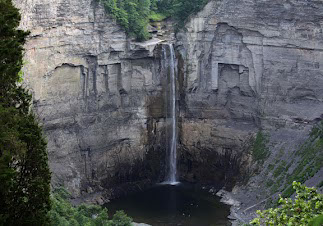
top-left (105, 183), bottom-right (231, 226)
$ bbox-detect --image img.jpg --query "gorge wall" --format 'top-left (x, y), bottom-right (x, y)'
top-left (15, 0), bottom-right (323, 204)
top-left (15, 0), bottom-right (171, 200)
top-left (176, 0), bottom-right (323, 188)
top-left (176, 0), bottom-right (323, 221)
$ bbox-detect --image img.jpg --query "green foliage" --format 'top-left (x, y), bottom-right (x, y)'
top-left (273, 161), bottom-right (286, 178)
top-left (310, 121), bottom-right (323, 139)
top-left (266, 179), bottom-right (274, 188)
top-left (251, 182), bottom-right (323, 226)
top-left (281, 185), bottom-right (295, 199)
top-left (279, 121), bottom-right (323, 197)
top-left (149, 11), bottom-right (167, 22)
top-left (267, 164), bottom-right (275, 171)
top-left (0, 109), bottom-right (51, 225)
top-left (251, 131), bottom-right (270, 162)
top-left (101, 0), bottom-right (151, 41)
top-left (99, 0), bottom-right (211, 41)
top-left (0, 0), bottom-right (51, 225)
top-left (110, 211), bottom-right (132, 226)
top-left (262, 121), bottom-right (323, 201)
top-left (309, 214), bottom-right (323, 226)
top-left (0, 0), bottom-right (31, 112)
top-left (49, 188), bottom-right (133, 226)
top-left (166, 0), bottom-right (210, 28)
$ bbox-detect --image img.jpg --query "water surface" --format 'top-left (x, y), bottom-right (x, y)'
top-left (105, 183), bottom-right (231, 226)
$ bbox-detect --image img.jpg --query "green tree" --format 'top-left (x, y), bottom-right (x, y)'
top-left (99, 0), bottom-right (211, 41)
top-left (171, 0), bottom-right (209, 27)
top-left (49, 188), bottom-right (133, 226)
top-left (101, 0), bottom-right (151, 41)
top-left (150, 0), bottom-right (157, 11)
top-left (156, 0), bottom-right (175, 15)
top-left (0, 0), bottom-right (51, 225)
top-left (251, 182), bottom-right (323, 226)
top-left (110, 211), bottom-right (132, 226)
top-left (125, 0), bottom-right (150, 40)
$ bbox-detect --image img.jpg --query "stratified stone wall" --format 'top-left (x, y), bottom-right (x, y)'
top-left (15, 0), bottom-right (323, 202)
top-left (176, 0), bottom-right (323, 186)
top-left (15, 0), bottom-right (168, 200)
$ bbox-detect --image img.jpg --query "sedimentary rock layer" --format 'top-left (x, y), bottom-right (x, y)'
top-left (15, 0), bottom-right (168, 199)
top-left (176, 0), bottom-right (323, 186)
top-left (14, 0), bottom-right (323, 201)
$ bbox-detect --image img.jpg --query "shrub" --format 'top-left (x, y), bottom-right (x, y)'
top-left (251, 182), bottom-right (323, 225)
top-left (310, 121), bottom-right (323, 140)
top-left (101, 0), bottom-right (151, 41)
top-left (49, 188), bottom-right (133, 226)
top-left (99, 0), bottom-right (211, 41)
top-left (251, 131), bottom-right (270, 162)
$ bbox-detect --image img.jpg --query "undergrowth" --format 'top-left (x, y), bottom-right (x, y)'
top-left (251, 131), bottom-right (270, 162)
top-left (264, 121), bottom-right (323, 203)
top-left (49, 188), bottom-right (132, 226)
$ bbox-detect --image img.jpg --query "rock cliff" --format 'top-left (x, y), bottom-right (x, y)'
top-left (15, 0), bottom-right (172, 200)
top-left (15, 0), bottom-right (323, 208)
top-left (176, 0), bottom-right (323, 185)
top-left (176, 0), bottom-right (323, 222)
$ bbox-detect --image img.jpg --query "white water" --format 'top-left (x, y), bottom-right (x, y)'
top-left (163, 44), bottom-right (178, 185)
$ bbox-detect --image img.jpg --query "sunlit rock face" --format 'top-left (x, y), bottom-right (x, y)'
top-left (14, 0), bottom-right (323, 201)
top-left (176, 0), bottom-right (323, 187)
top-left (14, 0), bottom-right (169, 200)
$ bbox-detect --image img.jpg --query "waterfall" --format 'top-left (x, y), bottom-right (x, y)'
top-left (162, 43), bottom-right (179, 185)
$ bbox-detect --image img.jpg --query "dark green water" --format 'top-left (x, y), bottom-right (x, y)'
top-left (105, 183), bottom-right (231, 226)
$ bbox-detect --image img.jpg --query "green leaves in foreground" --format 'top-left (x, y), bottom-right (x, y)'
top-left (49, 188), bottom-right (133, 226)
top-left (0, 0), bottom-right (51, 225)
top-left (251, 182), bottom-right (323, 226)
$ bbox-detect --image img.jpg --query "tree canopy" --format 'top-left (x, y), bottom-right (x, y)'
top-left (100, 0), bottom-right (210, 41)
top-left (0, 0), bottom-right (51, 225)
top-left (251, 182), bottom-right (323, 226)
top-left (49, 188), bottom-right (133, 226)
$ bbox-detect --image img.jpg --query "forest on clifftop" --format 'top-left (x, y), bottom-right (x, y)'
top-left (100, 0), bottom-right (209, 40)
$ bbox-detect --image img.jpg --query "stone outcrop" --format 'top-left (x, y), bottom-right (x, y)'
top-left (176, 0), bottom-right (323, 188)
top-left (176, 0), bottom-right (323, 223)
top-left (15, 0), bottom-right (323, 208)
top-left (178, 0), bottom-right (323, 127)
top-left (15, 0), bottom-right (172, 199)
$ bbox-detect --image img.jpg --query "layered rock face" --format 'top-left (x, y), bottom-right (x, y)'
top-left (15, 0), bottom-right (170, 199)
top-left (176, 0), bottom-right (323, 188)
top-left (15, 0), bottom-right (323, 201)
